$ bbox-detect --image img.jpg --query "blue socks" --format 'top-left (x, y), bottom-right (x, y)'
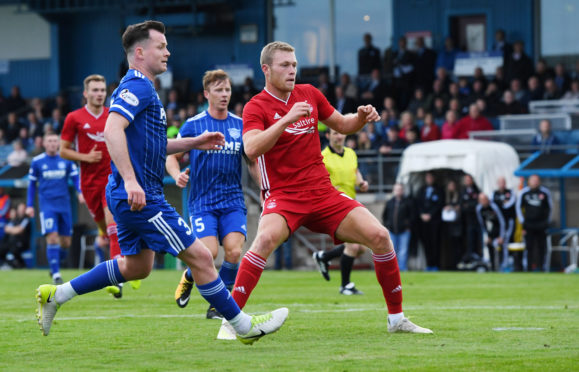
top-left (219, 260), bottom-right (239, 290)
top-left (70, 259), bottom-right (126, 295)
top-left (46, 244), bottom-right (61, 276)
top-left (196, 278), bottom-right (241, 321)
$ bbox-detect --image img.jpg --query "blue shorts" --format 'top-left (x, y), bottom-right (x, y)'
top-left (40, 209), bottom-right (72, 236)
top-left (189, 207), bottom-right (247, 244)
top-left (107, 197), bottom-right (197, 257)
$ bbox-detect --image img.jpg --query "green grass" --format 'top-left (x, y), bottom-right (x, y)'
top-left (0, 269), bottom-right (577, 371)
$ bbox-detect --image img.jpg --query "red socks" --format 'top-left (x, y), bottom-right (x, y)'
top-left (373, 251), bottom-right (403, 314)
top-left (107, 223), bottom-right (121, 259)
top-left (232, 251), bottom-right (266, 309)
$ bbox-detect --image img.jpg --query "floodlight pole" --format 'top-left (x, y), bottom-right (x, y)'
top-left (329, 0), bottom-right (336, 82)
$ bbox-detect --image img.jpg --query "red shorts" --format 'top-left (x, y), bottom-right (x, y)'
top-left (261, 187), bottom-right (363, 244)
top-left (82, 185), bottom-right (108, 222)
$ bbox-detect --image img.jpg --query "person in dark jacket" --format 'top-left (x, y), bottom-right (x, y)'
top-left (476, 193), bottom-right (505, 271)
top-left (358, 33), bottom-right (382, 76)
top-left (382, 183), bottom-right (414, 271)
top-left (442, 180), bottom-right (463, 269)
top-left (416, 172), bottom-right (444, 270)
top-left (460, 174), bottom-right (481, 262)
top-left (491, 176), bottom-right (518, 271)
top-left (516, 175), bottom-right (552, 271)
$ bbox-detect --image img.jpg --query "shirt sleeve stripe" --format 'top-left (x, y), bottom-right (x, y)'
top-left (110, 104), bottom-right (135, 121)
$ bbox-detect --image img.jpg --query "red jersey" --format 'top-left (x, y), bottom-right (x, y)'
top-left (455, 115), bottom-right (493, 139)
top-left (243, 84), bottom-right (335, 193)
top-left (60, 106), bottom-right (111, 189)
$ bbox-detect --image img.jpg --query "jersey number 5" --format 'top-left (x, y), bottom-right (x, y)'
top-left (194, 217), bottom-right (205, 233)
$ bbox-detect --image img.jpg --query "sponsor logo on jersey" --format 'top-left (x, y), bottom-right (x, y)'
top-left (58, 161), bottom-right (65, 169)
top-left (120, 89), bottom-right (139, 106)
top-left (266, 200), bottom-right (277, 209)
top-left (228, 127), bottom-right (241, 139)
top-left (86, 132), bottom-right (106, 142)
top-left (83, 123), bottom-right (91, 129)
top-left (274, 112), bottom-right (282, 120)
top-left (42, 169), bottom-right (67, 179)
top-left (284, 115), bottom-right (317, 135)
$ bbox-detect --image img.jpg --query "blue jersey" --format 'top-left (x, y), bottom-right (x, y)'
top-left (179, 110), bottom-right (246, 214)
top-left (107, 69), bottom-right (167, 201)
top-left (27, 153), bottom-right (79, 211)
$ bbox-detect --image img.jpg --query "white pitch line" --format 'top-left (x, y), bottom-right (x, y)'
top-left (8, 304), bottom-right (576, 323)
top-left (492, 327), bottom-right (545, 331)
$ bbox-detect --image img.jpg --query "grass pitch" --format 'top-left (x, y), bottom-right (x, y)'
top-left (0, 269), bottom-right (577, 371)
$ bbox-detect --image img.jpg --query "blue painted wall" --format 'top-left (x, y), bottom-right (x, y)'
top-left (393, 0), bottom-right (534, 58)
top-left (0, 59), bottom-right (51, 98)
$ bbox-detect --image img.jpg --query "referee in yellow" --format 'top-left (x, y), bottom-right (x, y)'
top-left (312, 128), bottom-right (369, 295)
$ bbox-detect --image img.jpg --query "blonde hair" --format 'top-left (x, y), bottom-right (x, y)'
top-left (202, 69), bottom-right (231, 91)
top-left (260, 41), bottom-right (295, 66)
top-left (83, 74), bottom-right (106, 91)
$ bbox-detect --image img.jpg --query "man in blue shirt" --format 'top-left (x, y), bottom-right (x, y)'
top-left (26, 133), bottom-right (82, 284)
top-left (167, 69), bottom-right (259, 319)
top-left (35, 20), bottom-right (287, 344)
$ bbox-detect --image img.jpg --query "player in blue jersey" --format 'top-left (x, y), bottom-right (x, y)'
top-left (26, 133), bottom-right (83, 284)
top-left (168, 69), bottom-right (260, 319)
top-left (35, 20), bottom-right (287, 344)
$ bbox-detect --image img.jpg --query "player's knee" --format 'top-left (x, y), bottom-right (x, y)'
top-left (368, 227), bottom-right (392, 252)
top-left (224, 247), bottom-right (242, 263)
top-left (252, 232), bottom-right (278, 257)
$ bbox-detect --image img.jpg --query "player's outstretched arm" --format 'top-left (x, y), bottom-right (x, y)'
top-left (244, 102), bottom-right (312, 161)
top-left (104, 112), bottom-right (146, 211)
top-left (60, 140), bottom-right (102, 163)
top-left (166, 131), bottom-right (225, 154)
top-left (324, 105), bottom-right (380, 135)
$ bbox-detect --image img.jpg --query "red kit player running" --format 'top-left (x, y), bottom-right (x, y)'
top-left (229, 42), bottom-right (432, 335)
top-left (60, 74), bottom-right (139, 297)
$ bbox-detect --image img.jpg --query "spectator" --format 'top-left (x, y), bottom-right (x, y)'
top-left (379, 125), bottom-right (406, 155)
top-left (455, 104), bottom-right (494, 139)
top-left (516, 175), bottom-right (552, 271)
top-left (356, 131), bottom-right (375, 151)
top-left (436, 37), bottom-right (458, 73)
top-left (535, 59), bottom-right (555, 86)
top-left (407, 87), bottom-right (428, 115)
top-left (441, 110), bottom-right (460, 139)
top-left (360, 68), bottom-right (388, 108)
top-left (30, 97), bottom-right (48, 121)
top-left (404, 126), bottom-right (420, 146)
top-left (417, 172), bottom-right (444, 271)
top-left (563, 80), bottom-right (579, 100)
top-left (154, 78), bottom-right (167, 107)
top-left (0, 129), bottom-right (6, 146)
top-left (17, 127), bottom-right (33, 150)
top-left (554, 63), bottom-right (571, 93)
top-left (448, 98), bottom-right (462, 116)
top-left (5, 86), bottom-right (27, 113)
top-left (426, 79), bottom-right (448, 110)
top-left (195, 91), bottom-right (208, 112)
top-left (510, 78), bottom-right (530, 107)
top-left (392, 36), bottom-right (416, 110)
top-left (497, 90), bottom-right (525, 115)
top-left (381, 97), bottom-right (398, 120)
top-left (420, 112), bottom-right (441, 142)
top-left (432, 97), bottom-right (447, 121)
top-left (3, 112), bottom-right (21, 142)
top-left (531, 119), bottom-right (561, 153)
top-left (472, 67), bottom-right (488, 91)
top-left (527, 75), bottom-right (544, 102)
top-left (457, 77), bottom-right (471, 97)
top-left (415, 106), bottom-right (426, 122)
top-left (398, 111), bottom-right (417, 140)
top-left (442, 179), bottom-right (462, 268)
top-left (334, 86), bottom-right (356, 114)
top-left (25, 112), bottom-right (44, 139)
top-left (340, 73), bottom-right (358, 100)
top-left (317, 72), bottom-right (336, 105)
top-left (382, 183), bottom-right (413, 271)
top-left (0, 203), bottom-right (30, 268)
top-left (166, 118), bottom-right (181, 139)
top-left (30, 136), bottom-right (44, 157)
top-left (166, 89), bottom-right (180, 111)
top-left (467, 80), bottom-right (486, 106)
top-left (0, 188), bottom-right (10, 244)
top-left (475, 193), bottom-right (505, 271)
top-left (491, 29), bottom-right (512, 64)
top-left (543, 78), bottom-right (561, 100)
top-left (241, 77), bottom-right (258, 98)
top-left (475, 98), bottom-right (493, 118)
top-left (460, 174), bottom-right (481, 263)
top-left (484, 81), bottom-right (502, 111)
top-left (492, 176), bottom-right (519, 271)
top-left (358, 33), bottom-right (382, 76)
top-left (414, 36), bottom-right (437, 93)
top-left (491, 66), bottom-right (508, 92)
top-left (364, 122), bottom-right (381, 148)
top-left (448, 82), bottom-right (467, 114)
top-left (7, 140), bottom-right (28, 167)
top-left (505, 41), bottom-right (534, 87)
top-left (233, 102), bottom-right (244, 117)
top-left (186, 103), bottom-right (198, 118)
top-left (435, 66), bottom-right (451, 92)
top-left (46, 108), bottom-right (64, 133)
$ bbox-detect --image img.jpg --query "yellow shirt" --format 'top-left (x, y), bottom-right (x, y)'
top-left (322, 145), bottom-right (358, 199)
